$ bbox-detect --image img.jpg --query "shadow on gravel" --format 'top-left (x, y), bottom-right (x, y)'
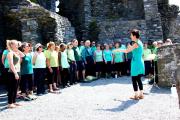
top-left (80, 77), bottom-right (131, 87)
top-left (97, 99), bottom-right (139, 112)
top-left (0, 93), bottom-right (8, 112)
top-left (150, 86), bottom-right (171, 94)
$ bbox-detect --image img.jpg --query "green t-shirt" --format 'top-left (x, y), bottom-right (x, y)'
top-left (152, 47), bottom-right (158, 61)
top-left (2, 50), bottom-right (9, 68)
top-left (72, 47), bottom-right (82, 61)
top-left (44, 50), bottom-right (59, 67)
top-left (143, 48), bottom-right (152, 61)
top-left (21, 53), bottom-right (33, 75)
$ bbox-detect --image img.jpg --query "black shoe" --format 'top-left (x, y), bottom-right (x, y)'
top-left (37, 93), bottom-right (43, 96)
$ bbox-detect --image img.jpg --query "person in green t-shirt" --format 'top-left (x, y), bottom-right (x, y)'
top-left (67, 42), bottom-right (76, 85)
top-left (143, 43), bottom-right (152, 77)
top-left (44, 41), bottom-right (59, 93)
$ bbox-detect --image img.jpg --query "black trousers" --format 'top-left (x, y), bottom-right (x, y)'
top-left (144, 61), bottom-right (152, 76)
top-left (34, 68), bottom-right (46, 94)
top-left (61, 68), bottom-right (70, 87)
top-left (152, 61), bottom-right (158, 83)
top-left (132, 75), bottom-right (143, 91)
top-left (85, 56), bottom-right (95, 76)
top-left (8, 72), bottom-right (19, 104)
top-left (106, 61), bottom-right (112, 74)
top-left (69, 62), bottom-right (77, 84)
top-left (47, 67), bottom-right (58, 85)
top-left (21, 74), bottom-right (33, 94)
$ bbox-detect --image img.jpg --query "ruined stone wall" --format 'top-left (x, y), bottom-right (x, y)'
top-left (0, 0), bottom-right (76, 48)
top-left (97, 20), bottom-right (147, 43)
top-left (81, 0), bottom-right (164, 42)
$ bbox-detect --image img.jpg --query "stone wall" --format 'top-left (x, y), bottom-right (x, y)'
top-left (0, 0), bottom-right (76, 48)
top-left (80, 0), bottom-right (164, 42)
top-left (143, 0), bottom-right (163, 41)
top-left (97, 20), bottom-right (147, 43)
top-left (50, 12), bottom-right (76, 43)
top-left (157, 43), bottom-right (180, 87)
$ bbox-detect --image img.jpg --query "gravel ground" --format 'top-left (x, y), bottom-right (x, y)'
top-left (0, 76), bottom-right (180, 120)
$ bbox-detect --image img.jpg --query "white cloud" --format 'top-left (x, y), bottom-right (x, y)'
top-left (169, 0), bottom-right (180, 6)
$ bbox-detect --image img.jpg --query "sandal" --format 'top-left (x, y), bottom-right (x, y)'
top-left (8, 104), bottom-right (16, 109)
top-left (138, 95), bottom-right (144, 99)
top-left (14, 103), bottom-right (22, 107)
top-left (53, 87), bottom-right (60, 91)
top-left (130, 95), bottom-right (139, 100)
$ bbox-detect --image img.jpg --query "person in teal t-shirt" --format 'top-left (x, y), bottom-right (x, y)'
top-left (94, 44), bottom-right (103, 78)
top-left (103, 44), bottom-right (113, 78)
top-left (1, 49), bottom-right (10, 84)
top-left (20, 42), bottom-right (36, 100)
top-left (114, 29), bottom-right (145, 100)
top-left (113, 42), bottom-right (124, 77)
top-left (2, 49), bottom-right (10, 68)
top-left (91, 41), bottom-right (97, 55)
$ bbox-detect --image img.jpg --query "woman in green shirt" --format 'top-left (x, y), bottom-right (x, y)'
top-left (7, 40), bottom-right (24, 108)
top-left (45, 42), bottom-right (59, 93)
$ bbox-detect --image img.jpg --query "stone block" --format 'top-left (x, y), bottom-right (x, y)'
top-left (157, 43), bottom-right (180, 87)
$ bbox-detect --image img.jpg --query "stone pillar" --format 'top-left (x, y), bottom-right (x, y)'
top-left (157, 44), bottom-right (180, 87)
top-left (143, 0), bottom-right (163, 41)
top-left (82, 0), bottom-right (92, 40)
top-left (176, 63), bottom-right (180, 109)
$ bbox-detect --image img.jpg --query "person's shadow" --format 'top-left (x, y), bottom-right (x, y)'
top-left (0, 93), bottom-right (8, 111)
top-left (97, 99), bottom-right (139, 112)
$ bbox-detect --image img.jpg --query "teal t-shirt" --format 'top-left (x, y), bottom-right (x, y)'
top-left (91, 46), bottom-right (97, 54)
top-left (21, 53), bottom-right (33, 75)
top-left (113, 48), bottom-right (124, 63)
top-left (79, 45), bottom-right (85, 54)
top-left (3, 50), bottom-right (10, 68)
top-left (103, 50), bottom-right (113, 62)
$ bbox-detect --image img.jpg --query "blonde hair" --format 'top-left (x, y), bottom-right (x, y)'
top-left (47, 41), bottom-right (55, 49)
top-left (67, 42), bottom-right (73, 49)
top-left (6, 39), bottom-right (18, 51)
